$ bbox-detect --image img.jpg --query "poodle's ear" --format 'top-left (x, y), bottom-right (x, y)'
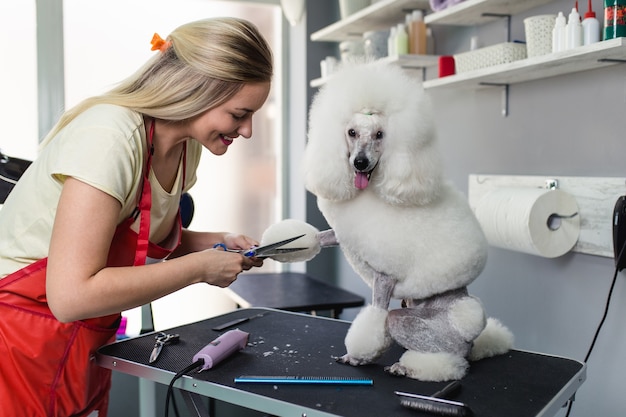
top-left (375, 141), bottom-right (443, 206)
top-left (373, 94), bottom-right (443, 206)
top-left (303, 83), bottom-right (358, 201)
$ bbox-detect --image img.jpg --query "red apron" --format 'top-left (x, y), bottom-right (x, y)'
top-left (0, 120), bottom-right (184, 416)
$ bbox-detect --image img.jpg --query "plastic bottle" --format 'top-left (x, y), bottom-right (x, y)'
top-left (426, 27), bottom-right (435, 55)
top-left (387, 26), bottom-right (397, 57)
top-left (566, 5), bottom-right (583, 49)
top-left (604, 0), bottom-right (626, 40)
top-left (583, 0), bottom-right (601, 44)
top-left (395, 23), bottom-right (409, 56)
top-left (552, 11), bottom-right (567, 52)
top-left (406, 13), bottom-right (414, 53)
top-left (408, 10), bottom-right (427, 55)
top-left (470, 35), bottom-right (480, 50)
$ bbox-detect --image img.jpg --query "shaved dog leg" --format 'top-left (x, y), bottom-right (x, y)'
top-left (337, 272), bottom-right (394, 366)
top-left (317, 229), bottom-right (339, 247)
top-left (372, 272), bottom-right (394, 310)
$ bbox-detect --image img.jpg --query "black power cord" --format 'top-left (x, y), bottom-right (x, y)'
top-left (165, 359), bottom-right (204, 417)
top-left (564, 241), bottom-right (626, 417)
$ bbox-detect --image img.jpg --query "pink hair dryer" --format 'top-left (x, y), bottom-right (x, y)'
top-left (193, 329), bottom-right (249, 372)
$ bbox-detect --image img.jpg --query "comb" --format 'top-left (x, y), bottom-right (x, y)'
top-left (234, 375), bottom-right (373, 385)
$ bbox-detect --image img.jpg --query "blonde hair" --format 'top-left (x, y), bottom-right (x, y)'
top-left (43, 17), bottom-right (273, 143)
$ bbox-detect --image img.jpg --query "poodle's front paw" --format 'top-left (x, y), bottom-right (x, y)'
top-left (261, 219), bottom-right (321, 262)
top-left (335, 353), bottom-right (372, 366)
top-left (344, 305), bottom-right (392, 362)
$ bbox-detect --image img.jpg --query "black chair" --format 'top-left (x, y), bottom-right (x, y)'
top-left (179, 192), bottom-right (194, 229)
top-left (0, 150), bottom-right (32, 203)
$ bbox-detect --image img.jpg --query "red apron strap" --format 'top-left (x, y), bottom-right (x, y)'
top-left (133, 119), bottom-right (155, 266)
top-left (133, 177), bottom-right (151, 266)
top-left (133, 120), bottom-right (187, 266)
top-left (0, 117), bottom-right (187, 416)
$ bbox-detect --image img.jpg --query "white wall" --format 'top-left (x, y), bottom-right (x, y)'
top-left (427, 4), bottom-right (624, 414)
top-left (0, 0), bottom-right (38, 160)
top-left (305, 2), bottom-right (626, 416)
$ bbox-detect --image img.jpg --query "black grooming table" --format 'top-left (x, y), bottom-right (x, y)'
top-left (97, 308), bottom-right (585, 417)
top-left (224, 272), bottom-right (365, 318)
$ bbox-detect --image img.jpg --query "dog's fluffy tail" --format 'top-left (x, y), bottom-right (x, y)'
top-left (468, 317), bottom-right (514, 361)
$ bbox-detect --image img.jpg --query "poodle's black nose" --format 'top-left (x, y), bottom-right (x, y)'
top-left (353, 156), bottom-right (369, 171)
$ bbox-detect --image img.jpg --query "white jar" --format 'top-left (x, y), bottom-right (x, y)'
top-left (363, 29), bottom-right (389, 59)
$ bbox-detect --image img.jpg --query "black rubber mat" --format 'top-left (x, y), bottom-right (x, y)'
top-left (99, 308), bottom-right (584, 417)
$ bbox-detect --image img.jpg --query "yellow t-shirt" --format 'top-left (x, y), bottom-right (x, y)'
top-left (0, 104), bottom-right (201, 278)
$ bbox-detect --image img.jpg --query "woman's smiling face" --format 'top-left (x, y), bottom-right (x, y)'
top-left (189, 82), bottom-right (271, 155)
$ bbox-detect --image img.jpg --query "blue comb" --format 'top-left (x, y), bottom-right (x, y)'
top-left (234, 375), bottom-right (373, 385)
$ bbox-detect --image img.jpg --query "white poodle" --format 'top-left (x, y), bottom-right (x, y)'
top-left (297, 61), bottom-right (513, 382)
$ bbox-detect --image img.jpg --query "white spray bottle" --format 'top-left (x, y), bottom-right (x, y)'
top-left (566, 1), bottom-right (583, 49)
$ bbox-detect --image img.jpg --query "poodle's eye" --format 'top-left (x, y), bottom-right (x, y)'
top-left (348, 129), bottom-right (356, 137)
top-left (376, 131), bottom-right (384, 139)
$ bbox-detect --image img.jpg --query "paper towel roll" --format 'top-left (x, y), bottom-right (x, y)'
top-left (474, 187), bottom-right (580, 258)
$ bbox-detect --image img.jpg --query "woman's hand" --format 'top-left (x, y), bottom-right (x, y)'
top-left (195, 245), bottom-right (263, 287)
top-left (216, 232), bottom-right (264, 271)
top-left (221, 233), bottom-right (259, 251)
top-left (173, 230), bottom-right (261, 258)
top-left (47, 177), bottom-right (263, 322)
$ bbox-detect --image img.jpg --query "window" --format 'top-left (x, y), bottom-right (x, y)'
top-left (0, 0), bottom-right (38, 160)
top-left (63, 0), bottom-right (284, 329)
top-left (63, 0), bottom-right (283, 260)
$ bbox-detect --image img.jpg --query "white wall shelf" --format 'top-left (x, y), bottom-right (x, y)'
top-left (383, 53), bottom-right (440, 68)
top-left (310, 0), bottom-right (625, 116)
top-left (310, 0), bottom-right (557, 43)
top-left (310, 0), bottom-right (430, 42)
top-left (424, 0), bottom-right (555, 26)
top-left (310, 54), bottom-right (439, 88)
top-left (423, 38), bottom-right (626, 91)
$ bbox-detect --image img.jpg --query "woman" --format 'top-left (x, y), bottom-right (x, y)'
top-left (0, 17), bottom-right (272, 416)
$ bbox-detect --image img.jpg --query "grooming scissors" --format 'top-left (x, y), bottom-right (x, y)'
top-left (213, 234), bottom-right (307, 258)
top-left (149, 332), bottom-right (180, 363)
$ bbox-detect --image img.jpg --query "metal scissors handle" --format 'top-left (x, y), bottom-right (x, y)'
top-left (149, 332), bottom-right (180, 363)
top-left (213, 234), bottom-right (307, 258)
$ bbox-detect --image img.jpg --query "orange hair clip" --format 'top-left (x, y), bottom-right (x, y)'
top-left (150, 33), bottom-right (171, 52)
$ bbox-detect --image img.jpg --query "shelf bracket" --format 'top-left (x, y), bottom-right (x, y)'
top-left (481, 13), bottom-right (512, 42)
top-left (402, 7), bottom-right (427, 14)
top-left (480, 82), bottom-right (510, 117)
top-left (597, 58), bottom-right (626, 63)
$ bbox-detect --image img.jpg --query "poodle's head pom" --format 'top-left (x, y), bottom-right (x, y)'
top-left (260, 219), bottom-right (321, 263)
top-left (304, 61), bottom-right (443, 205)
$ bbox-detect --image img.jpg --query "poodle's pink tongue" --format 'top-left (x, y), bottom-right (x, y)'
top-left (355, 172), bottom-right (369, 189)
